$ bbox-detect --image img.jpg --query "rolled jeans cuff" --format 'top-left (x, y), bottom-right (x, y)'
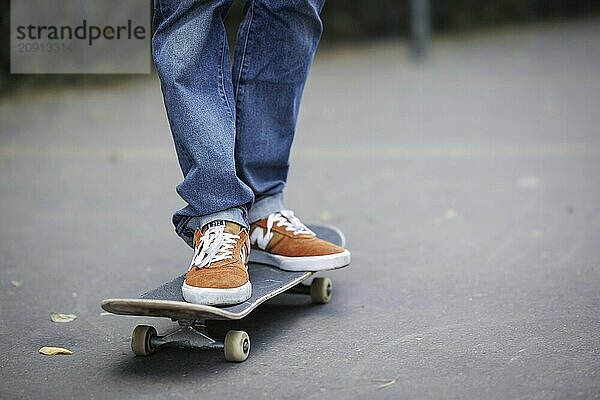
top-left (176, 207), bottom-right (249, 248)
top-left (248, 192), bottom-right (285, 223)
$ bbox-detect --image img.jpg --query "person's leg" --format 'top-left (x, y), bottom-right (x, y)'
top-left (153, 0), bottom-right (254, 247)
top-left (232, 0), bottom-right (325, 223)
top-left (231, 0), bottom-right (350, 272)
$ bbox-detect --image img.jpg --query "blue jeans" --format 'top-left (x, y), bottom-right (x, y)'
top-left (152, 0), bottom-right (324, 247)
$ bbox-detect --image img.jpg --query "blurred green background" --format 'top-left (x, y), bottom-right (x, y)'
top-left (1, 0), bottom-right (599, 93)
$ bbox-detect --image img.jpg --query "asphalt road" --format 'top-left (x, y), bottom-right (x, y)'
top-left (1, 20), bottom-right (599, 399)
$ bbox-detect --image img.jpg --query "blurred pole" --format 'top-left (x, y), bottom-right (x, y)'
top-left (410, 0), bottom-right (431, 60)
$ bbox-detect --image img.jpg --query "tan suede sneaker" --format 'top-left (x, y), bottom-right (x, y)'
top-left (182, 220), bottom-right (251, 306)
top-left (249, 210), bottom-right (351, 271)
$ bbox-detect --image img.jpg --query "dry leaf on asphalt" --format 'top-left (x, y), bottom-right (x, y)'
top-left (50, 312), bottom-right (77, 323)
top-left (444, 208), bottom-right (457, 220)
top-left (39, 346), bottom-right (72, 356)
top-left (530, 230), bottom-right (544, 239)
top-left (378, 379), bottom-right (396, 389)
top-left (373, 378), bottom-right (397, 389)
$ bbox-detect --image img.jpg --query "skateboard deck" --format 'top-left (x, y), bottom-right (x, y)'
top-left (101, 224), bottom-right (346, 321)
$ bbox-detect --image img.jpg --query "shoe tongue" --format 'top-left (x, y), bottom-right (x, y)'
top-left (202, 220), bottom-right (226, 233)
top-left (201, 220), bottom-right (243, 235)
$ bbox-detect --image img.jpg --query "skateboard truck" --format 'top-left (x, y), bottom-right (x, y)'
top-left (131, 321), bottom-right (250, 362)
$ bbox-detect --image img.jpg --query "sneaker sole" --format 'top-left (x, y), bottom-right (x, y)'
top-left (182, 281), bottom-right (252, 306)
top-left (249, 250), bottom-right (351, 272)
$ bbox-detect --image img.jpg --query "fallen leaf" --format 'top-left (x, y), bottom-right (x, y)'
top-left (10, 281), bottom-right (21, 288)
top-left (530, 230), bottom-right (544, 239)
top-left (50, 312), bottom-right (77, 323)
top-left (376, 379), bottom-right (396, 389)
top-left (39, 346), bottom-right (72, 356)
top-left (444, 209), bottom-right (457, 220)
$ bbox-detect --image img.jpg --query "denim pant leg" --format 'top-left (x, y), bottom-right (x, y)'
top-left (152, 0), bottom-right (254, 246)
top-left (232, 0), bottom-right (325, 223)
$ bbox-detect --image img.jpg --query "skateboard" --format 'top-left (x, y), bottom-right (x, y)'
top-left (101, 224), bottom-right (347, 362)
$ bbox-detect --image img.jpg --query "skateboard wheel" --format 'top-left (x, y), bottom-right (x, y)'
top-left (310, 277), bottom-right (332, 304)
top-left (131, 325), bottom-right (157, 356)
top-left (224, 330), bottom-right (250, 362)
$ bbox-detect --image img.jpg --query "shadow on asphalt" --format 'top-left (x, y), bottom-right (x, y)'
top-left (108, 295), bottom-right (316, 377)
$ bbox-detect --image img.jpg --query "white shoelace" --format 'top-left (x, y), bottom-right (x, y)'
top-left (265, 209), bottom-right (316, 240)
top-left (189, 225), bottom-right (240, 270)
